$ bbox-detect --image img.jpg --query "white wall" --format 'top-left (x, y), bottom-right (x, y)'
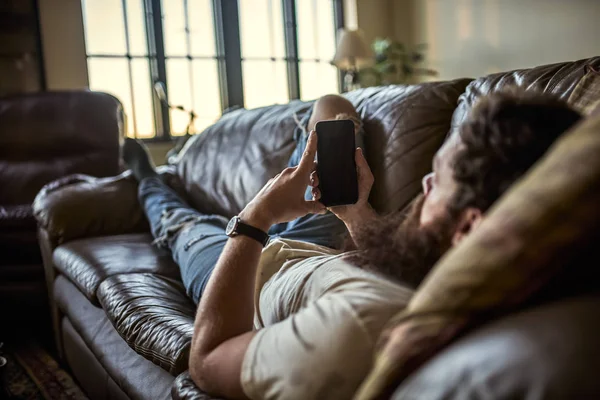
top-left (38, 0), bottom-right (88, 89)
top-left (392, 0), bottom-right (600, 81)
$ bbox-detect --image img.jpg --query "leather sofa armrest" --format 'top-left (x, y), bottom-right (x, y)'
top-left (172, 371), bottom-right (223, 400)
top-left (33, 171), bottom-right (149, 245)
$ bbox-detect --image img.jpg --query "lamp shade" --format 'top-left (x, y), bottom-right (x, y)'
top-left (332, 29), bottom-right (374, 70)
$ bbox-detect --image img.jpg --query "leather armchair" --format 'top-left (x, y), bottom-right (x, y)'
top-left (0, 91), bottom-right (123, 338)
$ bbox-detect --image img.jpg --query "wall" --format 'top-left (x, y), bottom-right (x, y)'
top-left (37, 0), bottom-right (88, 89)
top-left (354, 0), bottom-right (394, 45)
top-left (391, 0), bottom-right (600, 81)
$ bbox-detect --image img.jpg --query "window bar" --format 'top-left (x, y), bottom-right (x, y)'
top-left (121, 0), bottom-right (139, 137)
top-left (311, 0), bottom-right (319, 62)
top-left (146, 0), bottom-right (171, 138)
top-left (183, 0), bottom-right (196, 132)
top-left (212, 0), bottom-right (244, 109)
top-left (333, 0), bottom-right (345, 92)
top-left (282, 0), bottom-right (300, 99)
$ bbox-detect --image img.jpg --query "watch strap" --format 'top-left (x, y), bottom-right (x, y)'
top-left (236, 220), bottom-right (270, 247)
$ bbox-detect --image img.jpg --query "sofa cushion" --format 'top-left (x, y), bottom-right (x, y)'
top-left (451, 56), bottom-right (600, 134)
top-left (54, 275), bottom-right (175, 400)
top-left (356, 102), bottom-right (600, 399)
top-left (97, 273), bottom-right (195, 376)
top-left (345, 80), bottom-right (471, 213)
top-left (53, 233), bottom-right (179, 304)
top-left (177, 101), bottom-right (312, 218)
top-left (392, 295), bottom-right (600, 400)
top-left (0, 91), bottom-right (122, 206)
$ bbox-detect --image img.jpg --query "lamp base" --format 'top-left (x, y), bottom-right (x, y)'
top-left (343, 69), bottom-right (360, 92)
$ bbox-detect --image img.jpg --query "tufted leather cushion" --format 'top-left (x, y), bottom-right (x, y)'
top-left (177, 101), bottom-right (312, 218)
top-left (0, 91), bottom-right (123, 206)
top-left (172, 371), bottom-right (222, 400)
top-left (97, 273), bottom-right (195, 376)
top-left (53, 233), bottom-right (180, 304)
top-left (345, 80), bottom-right (471, 213)
top-left (451, 57), bottom-right (600, 134)
top-left (54, 275), bottom-right (175, 400)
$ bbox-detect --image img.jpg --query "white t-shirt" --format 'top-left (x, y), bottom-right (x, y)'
top-left (241, 239), bottom-right (413, 400)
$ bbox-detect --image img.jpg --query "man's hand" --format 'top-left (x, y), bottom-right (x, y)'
top-left (240, 131), bottom-right (326, 231)
top-left (310, 147), bottom-right (377, 230)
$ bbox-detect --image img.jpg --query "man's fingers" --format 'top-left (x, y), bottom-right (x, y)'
top-left (304, 199), bottom-right (326, 214)
top-left (356, 148), bottom-right (374, 181)
top-left (311, 187), bottom-right (321, 200)
top-left (297, 131), bottom-right (318, 174)
top-left (309, 171), bottom-right (319, 187)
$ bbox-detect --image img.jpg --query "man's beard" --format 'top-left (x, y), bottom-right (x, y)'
top-left (348, 195), bottom-right (456, 288)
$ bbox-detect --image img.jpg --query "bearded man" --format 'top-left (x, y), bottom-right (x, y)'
top-left (122, 92), bottom-right (581, 399)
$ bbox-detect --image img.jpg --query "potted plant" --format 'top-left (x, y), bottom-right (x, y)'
top-left (358, 38), bottom-right (438, 87)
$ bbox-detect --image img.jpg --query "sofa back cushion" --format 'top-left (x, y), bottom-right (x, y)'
top-left (451, 57), bottom-right (600, 134)
top-left (177, 80), bottom-right (471, 217)
top-left (0, 91), bottom-right (123, 206)
top-left (176, 101), bottom-right (312, 217)
top-left (346, 80), bottom-right (471, 213)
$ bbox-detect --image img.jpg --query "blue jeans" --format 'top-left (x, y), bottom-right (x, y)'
top-left (139, 107), bottom-right (365, 304)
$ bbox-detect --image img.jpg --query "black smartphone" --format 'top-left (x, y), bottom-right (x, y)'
top-left (315, 119), bottom-right (359, 207)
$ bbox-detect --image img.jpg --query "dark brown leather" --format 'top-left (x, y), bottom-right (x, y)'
top-left (451, 57), bottom-right (600, 134)
top-left (98, 273), bottom-right (195, 376)
top-left (53, 233), bottom-right (180, 304)
top-left (172, 371), bottom-right (222, 400)
top-left (33, 172), bottom-right (149, 245)
top-left (345, 80), bottom-right (472, 213)
top-left (55, 276), bottom-right (174, 400)
top-left (0, 91), bottom-right (123, 206)
top-left (1, 90), bottom-right (123, 339)
top-left (393, 295), bottom-right (600, 400)
top-left (62, 318), bottom-right (132, 400)
top-left (0, 204), bottom-right (36, 229)
top-left (177, 101), bottom-right (312, 217)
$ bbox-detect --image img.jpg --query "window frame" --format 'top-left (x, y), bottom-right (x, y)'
top-left (83, 0), bottom-right (344, 141)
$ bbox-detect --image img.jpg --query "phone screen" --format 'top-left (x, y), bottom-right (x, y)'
top-left (315, 119), bottom-right (359, 207)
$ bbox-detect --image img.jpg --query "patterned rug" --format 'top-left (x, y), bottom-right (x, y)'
top-left (0, 342), bottom-right (87, 400)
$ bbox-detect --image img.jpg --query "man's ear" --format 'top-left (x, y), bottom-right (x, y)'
top-left (452, 207), bottom-right (483, 247)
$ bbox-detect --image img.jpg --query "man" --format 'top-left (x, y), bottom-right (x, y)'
top-left (123, 92), bottom-right (581, 399)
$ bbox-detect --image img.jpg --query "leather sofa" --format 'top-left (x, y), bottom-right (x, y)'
top-left (33, 57), bottom-right (600, 400)
top-left (0, 91), bottom-right (123, 341)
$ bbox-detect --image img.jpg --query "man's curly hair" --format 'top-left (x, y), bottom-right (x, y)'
top-left (448, 91), bottom-right (582, 215)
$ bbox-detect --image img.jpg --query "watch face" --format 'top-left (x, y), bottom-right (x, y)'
top-left (226, 216), bottom-right (239, 236)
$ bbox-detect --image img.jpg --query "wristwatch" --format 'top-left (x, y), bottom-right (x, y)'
top-left (225, 216), bottom-right (270, 247)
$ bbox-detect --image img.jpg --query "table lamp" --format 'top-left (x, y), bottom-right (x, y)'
top-left (332, 29), bottom-right (374, 92)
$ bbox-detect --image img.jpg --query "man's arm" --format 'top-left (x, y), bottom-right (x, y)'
top-left (189, 132), bottom-right (325, 399)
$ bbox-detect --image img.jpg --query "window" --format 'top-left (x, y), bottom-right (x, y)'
top-left (82, 0), bottom-right (154, 138)
top-left (161, 0), bottom-right (221, 135)
top-left (81, 0), bottom-right (343, 139)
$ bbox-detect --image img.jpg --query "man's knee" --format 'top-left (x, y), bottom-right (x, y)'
top-left (308, 94), bottom-right (359, 131)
